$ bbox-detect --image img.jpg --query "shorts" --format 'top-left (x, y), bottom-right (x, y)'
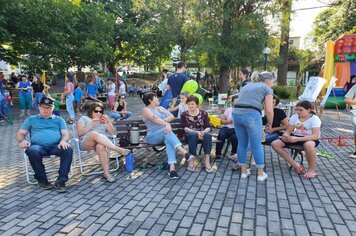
top-left (280, 138), bottom-right (320, 148)
top-left (351, 112), bottom-right (356, 135)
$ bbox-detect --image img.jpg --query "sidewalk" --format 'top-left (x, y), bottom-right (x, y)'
top-left (1, 99), bottom-right (356, 235)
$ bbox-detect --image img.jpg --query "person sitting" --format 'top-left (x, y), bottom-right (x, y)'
top-left (142, 92), bottom-right (195, 179)
top-left (271, 101), bottom-right (321, 179)
top-left (168, 91), bottom-right (189, 118)
top-left (216, 95), bottom-right (239, 160)
top-left (16, 96), bottom-right (73, 192)
top-left (109, 96), bottom-right (133, 121)
top-left (128, 84), bottom-right (137, 97)
top-left (262, 94), bottom-right (289, 143)
top-left (77, 102), bottom-right (130, 183)
top-left (181, 95), bottom-right (213, 173)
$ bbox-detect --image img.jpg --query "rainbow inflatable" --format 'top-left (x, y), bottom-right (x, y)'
top-left (323, 34), bottom-right (356, 109)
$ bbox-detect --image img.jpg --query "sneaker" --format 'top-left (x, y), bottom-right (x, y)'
top-left (38, 182), bottom-right (53, 190)
top-left (54, 181), bottom-right (67, 193)
top-left (240, 169), bottom-right (251, 179)
top-left (168, 170), bottom-right (179, 179)
top-left (349, 152), bottom-right (356, 159)
top-left (257, 172), bottom-right (268, 182)
top-left (215, 155), bottom-right (222, 160)
top-left (103, 175), bottom-right (116, 183)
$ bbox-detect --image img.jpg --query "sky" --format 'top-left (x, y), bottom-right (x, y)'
top-left (290, 0), bottom-right (332, 47)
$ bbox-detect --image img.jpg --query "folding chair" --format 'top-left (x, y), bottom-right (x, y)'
top-left (24, 151), bottom-right (73, 185)
top-left (72, 123), bottom-right (120, 176)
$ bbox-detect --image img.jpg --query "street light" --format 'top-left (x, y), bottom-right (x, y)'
top-left (263, 47), bottom-right (271, 71)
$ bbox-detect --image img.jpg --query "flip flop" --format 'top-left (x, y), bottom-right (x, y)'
top-left (204, 167), bottom-right (213, 174)
top-left (303, 173), bottom-right (318, 179)
top-left (187, 166), bottom-right (195, 172)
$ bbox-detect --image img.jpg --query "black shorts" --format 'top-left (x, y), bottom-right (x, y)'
top-left (280, 139), bottom-right (320, 148)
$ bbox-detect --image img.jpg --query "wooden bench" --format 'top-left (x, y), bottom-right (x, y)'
top-left (115, 118), bottom-right (221, 153)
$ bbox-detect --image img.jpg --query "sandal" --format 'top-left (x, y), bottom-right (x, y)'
top-left (187, 165), bottom-right (196, 172)
top-left (228, 154), bottom-right (238, 163)
top-left (204, 167), bottom-right (213, 174)
top-left (303, 172), bottom-right (318, 179)
top-left (103, 174), bottom-right (116, 183)
top-left (293, 165), bottom-right (305, 174)
top-left (185, 153), bottom-right (195, 162)
top-left (120, 149), bottom-right (131, 156)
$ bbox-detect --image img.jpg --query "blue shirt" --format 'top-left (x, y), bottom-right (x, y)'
top-left (74, 88), bottom-right (84, 102)
top-left (86, 84), bottom-right (98, 96)
top-left (167, 73), bottom-right (189, 98)
top-left (95, 77), bottom-right (104, 89)
top-left (21, 114), bottom-right (67, 146)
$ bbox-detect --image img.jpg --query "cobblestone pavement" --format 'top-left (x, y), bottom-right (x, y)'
top-left (1, 97), bottom-right (356, 236)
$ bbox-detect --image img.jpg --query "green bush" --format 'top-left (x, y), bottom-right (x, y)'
top-left (273, 86), bottom-right (291, 99)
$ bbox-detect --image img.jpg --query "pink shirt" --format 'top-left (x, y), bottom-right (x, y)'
top-left (223, 107), bottom-right (234, 128)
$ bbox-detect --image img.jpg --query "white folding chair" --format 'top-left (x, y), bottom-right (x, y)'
top-left (24, 151), bottom-right (73, 185)
top-left (72, 123), bottom-right (120, 176)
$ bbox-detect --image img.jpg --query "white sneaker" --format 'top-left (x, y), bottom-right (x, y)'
top-left (241, 169), bottom-right (251, 179)
top-left (257, 172), bottom-right (268, 182)
top-left (349, 152), bottom-right (356, 159)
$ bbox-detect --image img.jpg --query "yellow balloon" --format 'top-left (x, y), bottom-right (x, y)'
top-left (181, 80), bottom-right (198, 94)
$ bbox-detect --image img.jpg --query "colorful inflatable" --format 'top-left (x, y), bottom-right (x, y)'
top-left (322, 34), bottom-right (356, 108)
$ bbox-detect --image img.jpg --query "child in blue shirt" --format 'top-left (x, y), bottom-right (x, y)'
top-left (74, 85), bottom-right (84, 114)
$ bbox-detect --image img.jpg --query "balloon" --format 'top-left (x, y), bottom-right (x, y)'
top-left (181, 80), bottom-right (198, 94)
top-left (193, 93), bottom-right (203, 105)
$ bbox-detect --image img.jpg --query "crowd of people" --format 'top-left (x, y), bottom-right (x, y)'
top-left (8, 64), bottom-right (329, 193)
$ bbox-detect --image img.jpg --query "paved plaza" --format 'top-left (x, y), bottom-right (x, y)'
top-left (1, 97), bottom-right (356, 235)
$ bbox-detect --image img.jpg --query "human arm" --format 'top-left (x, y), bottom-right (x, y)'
top-left (16, 129), bottom-right (30, 148)
top-left (76, 117), bottom-right (99, 137)
top-left (269, 118), bottom-right (289, 133)
top-left (58, 130), bottom-right (70, 149)
top-left (100, 114), bottom-right (115, 135)
top-left (264, 94), bottom-right (274, 131)
top-left (345, 85), bottom-right (356, 105)
top-left (142, 107), bottom-right (172, 133)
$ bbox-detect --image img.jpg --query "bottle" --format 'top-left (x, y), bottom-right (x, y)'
top-left (125, 152), bottom-right (134, 172)
top-left (130, 122), bottom-right (140, 145)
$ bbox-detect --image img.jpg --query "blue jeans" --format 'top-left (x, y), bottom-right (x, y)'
top-left (19, 93), bottom-right (32, 110)
top-left (109, 110), bottom-right (133, 121)
top-left (33, 92), bottom-right (44, 109)
top-left (216, 127), bottom-right (237, 155)
top-left (185, 132), bottom-right (212, 156)
top-left (0, 94), bottom-right (5, 120)
top-left (25, 145), bottom-right (73, 183)
top-left (232, 111), bottom-right (264, 168)
top-left (66, 94), bottom-right (75, 119)
top-left (145, 128), bottom-right (181, 164)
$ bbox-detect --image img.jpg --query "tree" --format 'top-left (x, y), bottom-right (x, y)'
top-left (311, 0), bottom-right (356, 58)
top-left (195, 0), bottom-right (270, 92)
top-left (275, 0), bottom-right (293, 86)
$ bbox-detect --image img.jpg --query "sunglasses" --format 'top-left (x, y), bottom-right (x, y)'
top-left (93, 110), bottom-right (103, 114)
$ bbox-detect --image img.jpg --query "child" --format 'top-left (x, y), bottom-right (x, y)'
top-left (48, 94), bottom-right (62, 116)
top-left (74, 85), bottom-right (84, 114)
top-left (168, 91), bottom-right (189, 118)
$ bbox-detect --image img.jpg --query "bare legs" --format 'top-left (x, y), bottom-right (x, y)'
top-left (271, 139), bottom-right (317, 178)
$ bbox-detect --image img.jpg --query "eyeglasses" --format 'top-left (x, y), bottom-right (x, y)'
top-left (93, 110), bottom-right (103, 114)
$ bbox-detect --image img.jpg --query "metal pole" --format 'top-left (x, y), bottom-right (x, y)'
top-left (264, 54), bottom-right (267, 71)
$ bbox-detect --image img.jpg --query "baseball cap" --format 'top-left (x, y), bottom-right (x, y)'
top-left (39, 96), bottom-right (54, 106)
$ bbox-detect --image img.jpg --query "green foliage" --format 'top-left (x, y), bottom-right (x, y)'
top-left (0, 0), bottom-right (115, 72)
top-left (273, 86), bottom-right (291, 99)
top-left (311, 0), bottom-right (356, 57)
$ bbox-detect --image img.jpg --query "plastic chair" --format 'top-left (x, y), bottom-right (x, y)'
top-left (72, 123), bottom-right (120, 176)
top-left (24, 151), bottom-right (73, 185)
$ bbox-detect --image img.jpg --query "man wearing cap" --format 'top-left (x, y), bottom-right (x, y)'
top-left (16, 96), bottom-right (73, 192)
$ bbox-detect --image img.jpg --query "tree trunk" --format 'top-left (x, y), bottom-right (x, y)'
top-left (219, 67), bottom-right (230, 93)
top-left (277, 0), bottom-right (292, 86)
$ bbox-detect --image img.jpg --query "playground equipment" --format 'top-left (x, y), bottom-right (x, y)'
top-left (322, 34), bottom-right (356, 108)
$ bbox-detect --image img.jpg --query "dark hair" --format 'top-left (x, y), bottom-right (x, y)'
top-left (273, 94), bottom-right (280, 106)
top-left (177, 62), bottom-right (187, 69)
top-left (87, 102), bottom-right (104, 118)
top-left (186, 95), bottom-right (199, 105)
top-left (162, 69), bottom-right (168, 73)
top-left (142, 92), bottom-right (157, 106)
top-left (240, 69), bottom-right (250, 77)
top-left (296, 100), bottom-right (316, 115)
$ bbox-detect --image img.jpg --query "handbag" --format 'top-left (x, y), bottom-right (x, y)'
top-left (264, 132), bottom-right (280, 143)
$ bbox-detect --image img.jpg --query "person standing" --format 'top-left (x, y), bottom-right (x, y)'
top-left (166, 62), bottom-right (189, 99)
top-left (61, 76), bottom-right (75, 124)
top-left (118, 80), bottom-right (127, 97)
top-left (16, 96), bottom-right (73, 192)
top-left (232, 71), bottom-right (274, 181)
top-left (16, 75), bottom-right (33, 118)
top-left (94, 73), bottom-right (105, 95)
top-left (106, 78), bottom-right (116, 109)
top-left (31, 76), bottom-right (50, 110)
top-left (344, 78), bottom-right (356, 159)
top-left (239, 69), bottom-right (251, 88)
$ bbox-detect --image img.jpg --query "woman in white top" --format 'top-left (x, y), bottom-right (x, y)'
top-left (271, 101), bottom-right (321, 179)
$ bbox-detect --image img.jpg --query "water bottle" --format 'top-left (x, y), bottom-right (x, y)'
top-left (125, 152), bottom-right (134, 172)
top-left (130, 122), bottom-right (140, 145)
